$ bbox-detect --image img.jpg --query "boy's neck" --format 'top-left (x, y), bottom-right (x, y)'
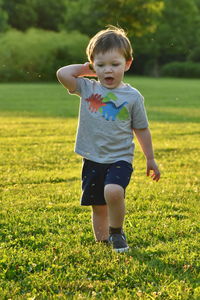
top-left (118, 81), bottom-right (127, 88)
top-left (99, 80), bottom-right (127, 89)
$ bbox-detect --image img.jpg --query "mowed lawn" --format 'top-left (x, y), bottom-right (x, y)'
top-left (0, 77), bottom-right (199, 299)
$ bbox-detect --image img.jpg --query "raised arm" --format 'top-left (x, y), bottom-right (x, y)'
top-left (56, 62), bottom-right (96, 93)
top-left (133, 127), bottom-right (161, 182)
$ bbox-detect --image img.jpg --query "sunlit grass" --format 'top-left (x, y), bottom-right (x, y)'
top-left (0, 78), bottom-right (200, 299)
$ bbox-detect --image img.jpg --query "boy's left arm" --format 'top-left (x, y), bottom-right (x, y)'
top-left (133, 127), bottom-right (161, 182)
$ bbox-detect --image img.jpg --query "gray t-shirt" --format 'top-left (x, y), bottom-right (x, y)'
top-left (72, 77), bottom-right (148, 164)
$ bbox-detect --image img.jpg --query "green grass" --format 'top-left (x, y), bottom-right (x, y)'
top-left (0, 77), bottom-right (200, 299)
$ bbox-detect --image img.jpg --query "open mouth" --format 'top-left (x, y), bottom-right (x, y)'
top-left (104, 77), bottom-right (114, 85)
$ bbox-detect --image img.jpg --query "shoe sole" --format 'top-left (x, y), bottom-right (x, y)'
top-left (113, 246), bottom-right (129, 253)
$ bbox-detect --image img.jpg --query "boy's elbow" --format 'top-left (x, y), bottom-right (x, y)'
top-left (56, 68), bottom-right (68, 84)
top-left (56, 68), bottom-right (63, 80)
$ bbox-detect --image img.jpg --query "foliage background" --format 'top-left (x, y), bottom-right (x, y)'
top-left (0, 1), bottom-right (200, 297)
top-left (0, 0), bottom-right (200, 81)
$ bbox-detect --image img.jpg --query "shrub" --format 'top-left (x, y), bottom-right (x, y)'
top-left (161, 61), bottom-right (200, 78)
top-left (0, 28), bottom-right (89, 82)
top-left (188, 46), bottom-right (200, 62)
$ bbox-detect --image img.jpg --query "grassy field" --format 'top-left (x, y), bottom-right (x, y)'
top-left (0, 77), bottom-right (199, 299)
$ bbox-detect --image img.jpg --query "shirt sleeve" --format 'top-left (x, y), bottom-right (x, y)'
top-left (131, 93), bottom-right (149, 129)
top-left (69, 77), bottom-right (92, 97)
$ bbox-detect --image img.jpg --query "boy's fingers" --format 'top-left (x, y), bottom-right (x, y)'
top-left (148, 168), bottom-right (161, 181)
top-left (153, 170), bottom-right (161, 181)
top-left (146, 161), bottom-right (161, 181)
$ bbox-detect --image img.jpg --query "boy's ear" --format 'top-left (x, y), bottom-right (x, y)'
top-left (125, 59), bottom-right (133, 71)
top-left (89, 62), bottom-right (95, 71)
top-left (90, 62), bottom-right (96, 73)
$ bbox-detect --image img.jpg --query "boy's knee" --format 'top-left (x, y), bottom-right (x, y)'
top-left (104, 184), bottom-right (124, 203)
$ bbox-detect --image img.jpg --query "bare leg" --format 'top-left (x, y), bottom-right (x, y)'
top-left (91, 205), bottom-right (109, 241)
top-left (104, 184), bottom-right (125, 228)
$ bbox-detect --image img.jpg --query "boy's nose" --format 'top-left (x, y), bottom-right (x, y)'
top-left (104, 65), bottom-right (113, 72)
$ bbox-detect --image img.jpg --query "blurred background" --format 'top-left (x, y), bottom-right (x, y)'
top-left (0, 0), bottom-right (200, 82)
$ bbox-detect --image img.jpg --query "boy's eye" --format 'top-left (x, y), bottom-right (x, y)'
top-left (96, 63), bottom-right (120, 67)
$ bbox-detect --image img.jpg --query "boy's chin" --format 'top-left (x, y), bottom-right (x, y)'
top-left (99, 80), bottom-right (121, 89)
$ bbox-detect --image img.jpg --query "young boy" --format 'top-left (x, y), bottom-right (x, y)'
top-left (56, 26), bottom-right (160, 253)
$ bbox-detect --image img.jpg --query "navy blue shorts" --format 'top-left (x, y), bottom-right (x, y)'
top-left (81, 159), bottom-right (133, 206)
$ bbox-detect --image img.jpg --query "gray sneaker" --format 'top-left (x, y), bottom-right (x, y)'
top-left (109, 233), bottom-right (129, 253)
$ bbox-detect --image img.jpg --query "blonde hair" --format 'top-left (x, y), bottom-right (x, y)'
top-left (86, 25), bottom-right (133, 63)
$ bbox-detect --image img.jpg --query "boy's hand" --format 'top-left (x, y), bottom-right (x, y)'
top-left (146, 159), bottom-right (160, 182)
top-left (81, 62), bottom-right (97, 77)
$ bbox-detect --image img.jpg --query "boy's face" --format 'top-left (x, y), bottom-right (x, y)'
top-left (92, 50), bottom-right (132, 89)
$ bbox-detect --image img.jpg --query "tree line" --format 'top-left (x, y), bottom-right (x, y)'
top-left (0, 0), bottom-right (200, 81)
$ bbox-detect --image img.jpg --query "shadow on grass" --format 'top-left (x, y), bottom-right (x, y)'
top-left (158, 147), bottom-right (199, 153)
top-left (128, 246), bottom-right (200, 287)
top-left (0, 176), bottom-right (79, 187)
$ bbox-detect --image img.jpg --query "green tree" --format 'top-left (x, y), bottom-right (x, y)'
top-left (157, 0), bottom-right (199, 61)
top-left (133, 0), bottom-right (200, 75)
top-left (0, 0), bottom-right (8, 32)
top-left (34, 0), bottom-right (66, 31)
top-left (63, 0), bottom-right (164, 37)
top-left (2, 0), bottom-right (37, 31)
top-left (2, 0), bottom-right (66, 31)
top-left (188, 0), bottom-right (200, 62)
top-left (92, 0), bottom-right (164, 36)
top-left (63, 0), bottom-right (95, 35)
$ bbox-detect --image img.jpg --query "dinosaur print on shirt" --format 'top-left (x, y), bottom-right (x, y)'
top-left (85, 93), bottom-right (106, 112)
top-left (84, 92), bottom-right (129, 121)
top-left (101, 101), bottom-right (128, 121)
